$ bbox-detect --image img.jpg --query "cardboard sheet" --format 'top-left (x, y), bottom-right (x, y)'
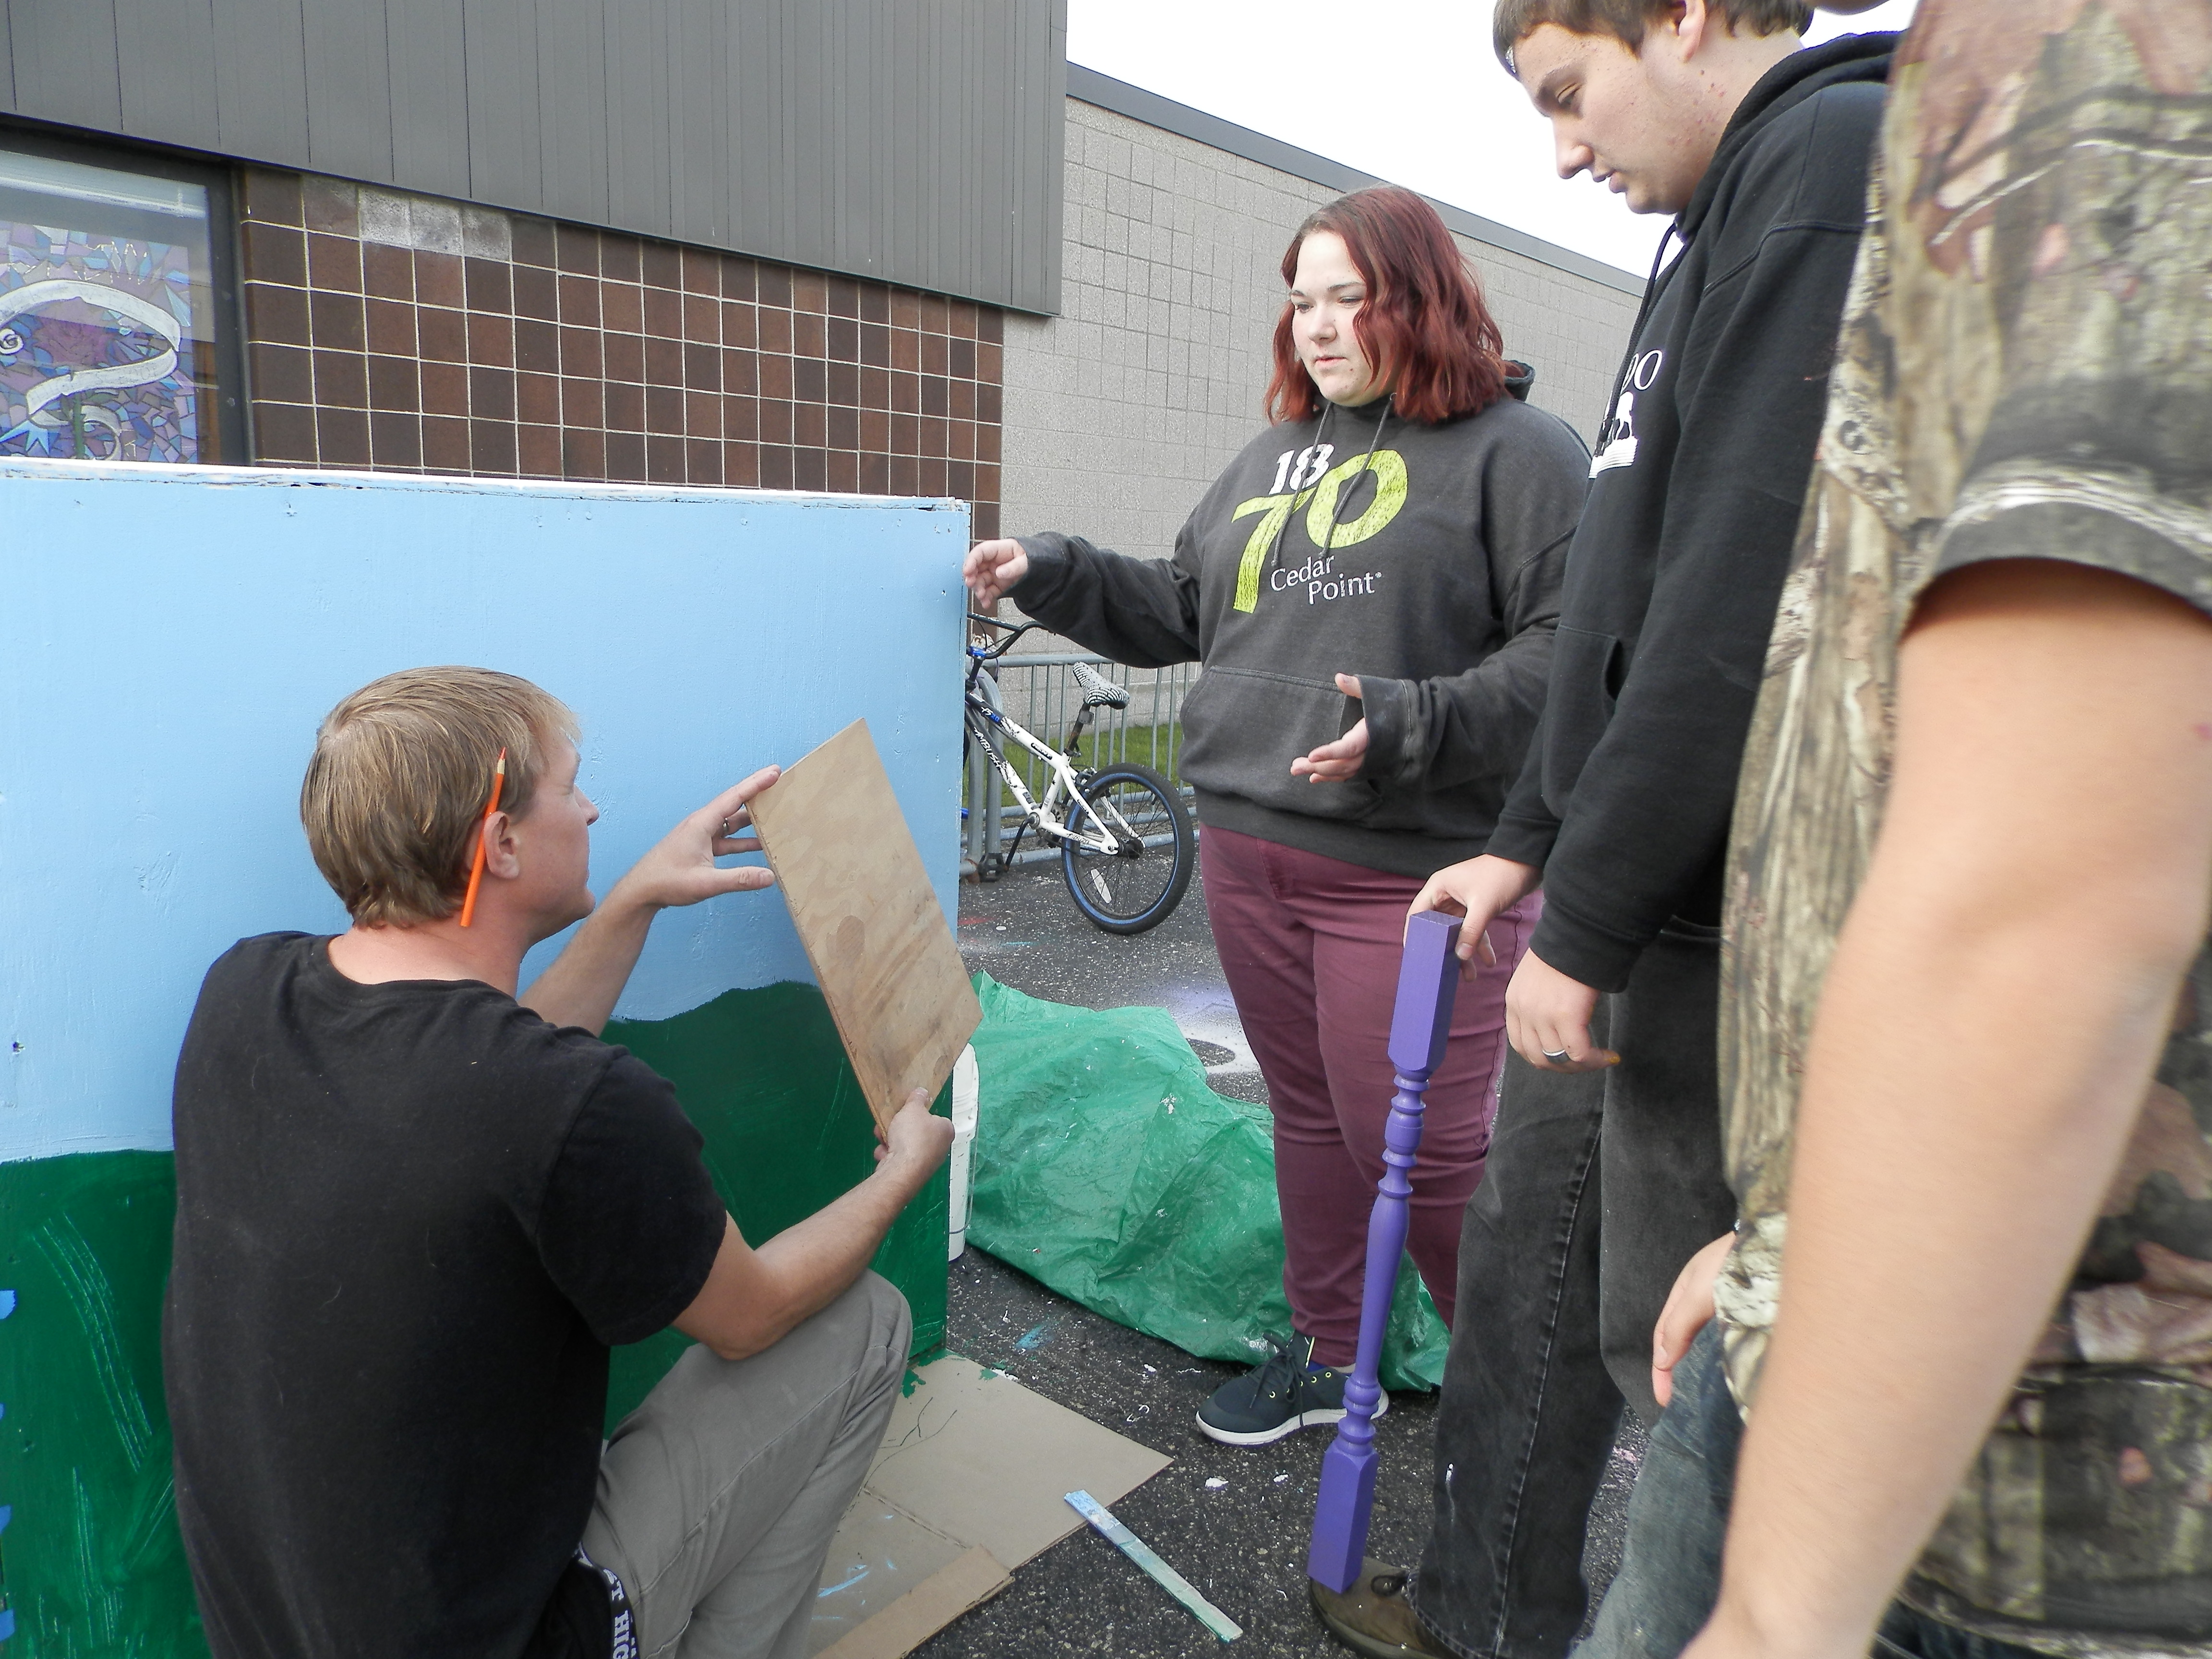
top-left (750, 719), bottom-right (982, 1134)
top-left (806, 1356), bottom-right (1171, 1657)
top-left (813, 1548), bottom-right (1009, 1659)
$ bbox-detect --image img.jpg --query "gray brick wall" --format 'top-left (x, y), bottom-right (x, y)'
top-left (997, 96), bottom-right (1642, 571)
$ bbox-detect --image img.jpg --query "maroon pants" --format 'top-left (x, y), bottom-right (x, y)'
top-left (1200, 824), bottom-right (1535, 1368)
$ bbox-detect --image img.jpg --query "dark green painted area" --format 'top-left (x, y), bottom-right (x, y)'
top-left (0, 982), bottom-right (944, 1654)
top-left (0, 1151), bottom-right (200, 1658)
top-left (602, 981), bottom-right (950, 1428)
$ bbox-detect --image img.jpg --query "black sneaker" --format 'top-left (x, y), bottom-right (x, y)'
top-left (1195, 1334), bottom-right (1388, 1447)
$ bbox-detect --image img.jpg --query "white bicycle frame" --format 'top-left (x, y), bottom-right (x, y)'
top-left (964, 683), bottom-right (1139, 858)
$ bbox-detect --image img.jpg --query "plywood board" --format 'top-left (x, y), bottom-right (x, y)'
top-left (806, 1356), bottom-right (1172, 1657)
top-left (750, 719), bottom-right (981, 1134)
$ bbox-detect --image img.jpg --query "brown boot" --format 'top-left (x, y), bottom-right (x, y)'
top-left (1310, 1559), bottom-right (1450, 1659)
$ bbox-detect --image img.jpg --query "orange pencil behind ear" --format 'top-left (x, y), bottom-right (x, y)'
top-left (458, 748), bottom-right (507, 928)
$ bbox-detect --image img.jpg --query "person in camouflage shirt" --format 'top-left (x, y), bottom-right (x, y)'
top-left (1583, 4), bottom-right (2212, 1659)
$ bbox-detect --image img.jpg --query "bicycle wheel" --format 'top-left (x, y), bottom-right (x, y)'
top-left (1061, 763), bottom-right (1195, 935)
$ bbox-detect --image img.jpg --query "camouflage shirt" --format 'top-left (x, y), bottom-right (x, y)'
top-left (1711, 3), bottom-right (2212, 1652)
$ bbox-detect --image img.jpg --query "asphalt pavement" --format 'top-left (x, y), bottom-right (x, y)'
top-left (917, 856), bottom-right (1645, 1659)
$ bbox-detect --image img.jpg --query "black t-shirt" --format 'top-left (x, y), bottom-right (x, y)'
top-left (162, 934), bottom-right (727, 1658)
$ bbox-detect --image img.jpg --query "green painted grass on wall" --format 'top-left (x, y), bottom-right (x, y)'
top-left (0, 1151), bottom-right (197, 1656)
top-left (0, 982), bottom-right (946, 1655)
top-left (602, 981), bottom-right (950, 1427)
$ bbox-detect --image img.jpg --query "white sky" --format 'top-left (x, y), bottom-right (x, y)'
top-left (1065, 1), bottom-right (1919, 275)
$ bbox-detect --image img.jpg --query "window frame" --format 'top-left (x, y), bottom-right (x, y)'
top-left (0, 119), bottom-right (247, 465)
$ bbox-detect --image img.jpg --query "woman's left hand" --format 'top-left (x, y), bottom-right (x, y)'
top-left (1292, 674), bottom-right (1369, 782)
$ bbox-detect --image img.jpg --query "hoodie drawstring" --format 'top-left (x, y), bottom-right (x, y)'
top-left (1595, 226), bottom-right (1680, 454)
top-left (1266, 394), bottom-right (1393, 577)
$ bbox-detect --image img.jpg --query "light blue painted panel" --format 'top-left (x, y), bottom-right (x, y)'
top-left (0, 458), bottom-right (968, 1163)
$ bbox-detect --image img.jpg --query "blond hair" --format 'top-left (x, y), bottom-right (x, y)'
top-left (302, 667), bottom-right (578, 928)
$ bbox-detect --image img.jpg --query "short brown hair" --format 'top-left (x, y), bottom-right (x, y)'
top-left (301, 667), bottom-right (578, 928)
top-left (1494, 0), bottom-right (1812, 70)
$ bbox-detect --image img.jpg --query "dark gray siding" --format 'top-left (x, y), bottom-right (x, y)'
top-left (0, 0), bottom-right (1067, 313)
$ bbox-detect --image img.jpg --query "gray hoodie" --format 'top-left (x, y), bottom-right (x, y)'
top-left (1009, 380), bottom-right (1591, 876)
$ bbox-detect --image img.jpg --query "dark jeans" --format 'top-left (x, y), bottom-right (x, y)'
top-left (1578, 1325), bottom-right (2048, 1659)
top-left (1413, 923), bottom-right (1738, 1659)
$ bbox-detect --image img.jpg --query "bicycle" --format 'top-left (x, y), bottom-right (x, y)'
top-left (964, 613), bottom-right (1196, 935)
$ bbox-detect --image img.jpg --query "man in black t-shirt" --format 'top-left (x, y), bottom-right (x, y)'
top-left (163, 666), bottom-right (952, 1659)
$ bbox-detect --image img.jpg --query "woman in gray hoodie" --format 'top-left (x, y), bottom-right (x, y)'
top-left (964, 186), bottom-right (1589, 1446)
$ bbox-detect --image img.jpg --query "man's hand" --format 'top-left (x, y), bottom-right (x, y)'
top-left (1292, 674), bottom-right (1370, 782)
top-left (521, 768), bottom-right (782, 1035)
top-left (873, 1086), bottom-right (955, 1191)
top-left (604, 768), bottom-right (781, 914)
top-left (1675, 1600), bottom-right (1767, 1659)
top-left (1506, 949), bottom-right (1618, 1072)
top-left (1409, 854), bottom-right (1543, 971)
top-left (1654, 1230), bottom-right (1737, 1408)
top-left (964, 539), bottom-right (1030, 610)
top-left (678, 1087), bottom-right (956, 1364)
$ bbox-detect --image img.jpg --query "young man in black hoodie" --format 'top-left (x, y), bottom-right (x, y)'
top-left (1311, 5), bottom-right (1894, 1658)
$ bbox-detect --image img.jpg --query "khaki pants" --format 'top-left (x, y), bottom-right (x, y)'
top-left (582, 1273), bottom-right (910, 1659)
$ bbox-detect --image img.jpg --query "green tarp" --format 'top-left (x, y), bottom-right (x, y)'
top-left (966, 974), bottom-right (1449, 1392)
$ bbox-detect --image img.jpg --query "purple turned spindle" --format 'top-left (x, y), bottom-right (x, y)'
top-left (1309, 906), bottom-right (1464, 1595)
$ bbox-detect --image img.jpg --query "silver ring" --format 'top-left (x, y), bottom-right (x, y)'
top-left (1542, 1048), bottom-right (1572, 1062)
top-left (719, 817), bottom-right (733, 838)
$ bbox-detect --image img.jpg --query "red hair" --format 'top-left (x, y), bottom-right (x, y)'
top-left (1266, 186), bottom-right (1508, 427)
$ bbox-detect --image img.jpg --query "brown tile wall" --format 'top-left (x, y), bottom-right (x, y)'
top-left (236, 171), bottom-right (1002, 538)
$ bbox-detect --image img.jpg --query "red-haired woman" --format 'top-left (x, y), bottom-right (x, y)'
top-left (965, 185), bottom-right (1589, 1445)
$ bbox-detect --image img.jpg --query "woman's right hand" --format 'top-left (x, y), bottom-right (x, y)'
top-left (1408, 854), bottom-right (1542, 966)
top-left (964, 540), bottom-right (1030, 610)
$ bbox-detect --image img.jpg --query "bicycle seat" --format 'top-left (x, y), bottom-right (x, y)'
top-left (1072, 661), bottom-right (1132, 710)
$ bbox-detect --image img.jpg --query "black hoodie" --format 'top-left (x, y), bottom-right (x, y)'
top-left (1486, 33), bottom-right (1896, 992)
top-left (1007, 364), bottom-right (1592, 876)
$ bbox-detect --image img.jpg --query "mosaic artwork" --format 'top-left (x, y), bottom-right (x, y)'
top-left (0, 223), bottom-right (202, 462)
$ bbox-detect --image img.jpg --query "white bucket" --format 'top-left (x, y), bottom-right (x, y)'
top-left (948, 1045), bottom-right (979, 1261)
